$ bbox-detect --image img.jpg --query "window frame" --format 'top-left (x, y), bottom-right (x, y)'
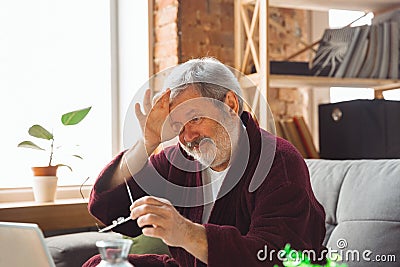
top-left (1, 0), bottom-right (151, 203)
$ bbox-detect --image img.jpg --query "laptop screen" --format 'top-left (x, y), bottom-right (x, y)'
top-left (0, 221), bottom-right (55, 267)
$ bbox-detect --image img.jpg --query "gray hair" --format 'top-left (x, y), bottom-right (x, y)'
top-left (162, 58), bottom-right (244, 115)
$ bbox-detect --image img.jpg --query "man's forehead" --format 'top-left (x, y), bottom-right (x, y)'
top-left (168, 88), bottom-right (223, 123)
top-left (169, 98), bottom-right (209, 119)
top-left (169, 86), bottom-right (203, 111)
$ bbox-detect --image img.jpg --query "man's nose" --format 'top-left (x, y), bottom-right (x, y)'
top-left (181, 124), bottom-right (199, 143)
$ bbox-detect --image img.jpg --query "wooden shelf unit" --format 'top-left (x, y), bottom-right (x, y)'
top-left (235, 0), bottom-right (400, 126)
top-left (241, 73), bottom-right (400, 89)
top-left (241, 73), bottom-right (400, 95)
top-left (0, 199), bottom-right (101, 232)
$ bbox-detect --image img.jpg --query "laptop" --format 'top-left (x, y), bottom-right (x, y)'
top-left (0, 221), bottom-right (56, 267)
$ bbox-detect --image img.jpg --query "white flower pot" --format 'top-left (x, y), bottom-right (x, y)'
top-left (32, 176), bottom-right (58, 202)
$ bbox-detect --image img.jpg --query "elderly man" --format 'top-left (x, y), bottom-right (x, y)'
top-left (84, 58), bottom-right (326, 267)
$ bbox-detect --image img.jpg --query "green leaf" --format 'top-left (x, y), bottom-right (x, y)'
top-left (72, 154), bottom-right (83, 160)
top-left (61, 106), bottom-right (91, 125)
top-left (28, 125), bottom-right (53, 140)
top-left (56, 164), bottom-right (73, 172)
top-left (17, 141), bottom-right (45, 150)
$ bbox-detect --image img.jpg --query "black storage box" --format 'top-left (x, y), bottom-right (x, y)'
top-left (319, 99), bottom-right (400, 159)
top-left (270, 61), bottom-right (311, 76)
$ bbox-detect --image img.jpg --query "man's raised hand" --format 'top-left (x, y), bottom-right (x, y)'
top-left (134, 89), bottom-right (176, 155)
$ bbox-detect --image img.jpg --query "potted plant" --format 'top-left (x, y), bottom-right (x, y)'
top-left (18, 107), bottom-right (91, 202)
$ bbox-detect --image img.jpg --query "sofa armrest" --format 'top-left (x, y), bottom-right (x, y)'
top-left (45, 232), bottom-right (122, 267)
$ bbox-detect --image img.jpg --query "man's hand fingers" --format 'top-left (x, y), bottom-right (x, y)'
top-left (130, 196), bottom-right (171, 211)
top-left (136, 213), bottom-right (166, 228)
top-left (143, 89), bottom-right (152, 114)
top-left (128, 195), bottom-right (194, 248)
top-left (141, 225), bottom-right (166, 240)
top-left (153, 88), bottom-right (171, 109)
top-left (134, 103), bottom-right (146, 127)
top-left (130, 203), bottom-right (169, 220)
top-left (151, 91), bottom-right (163, 106)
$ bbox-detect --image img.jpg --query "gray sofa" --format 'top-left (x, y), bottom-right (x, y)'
top-left (46, 232), bottom-right (122, 267)
top-left (306, 159), bottom-right (400, 266)
top-left (45, 159), bottom-right (400, 266)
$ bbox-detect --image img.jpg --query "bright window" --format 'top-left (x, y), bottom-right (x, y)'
top-left (328, 9), bottom-right (400, 102)
top-left (383, 89), bottom-right (400, 101)
top-left (330, 87), bottom-right (374, 103)
top-left (328, 9), bottom-right (374, 28)
top-left (0, 0), bottom-right (112, 188)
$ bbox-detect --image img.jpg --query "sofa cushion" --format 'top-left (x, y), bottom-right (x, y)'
top-left (46, 232), bottom-right (121, 267)
top-left (337, 160), bottom-right (400, 222)
top-left (306, 159), bottom-right (400, 266)
top-left (328, 221), bottom-right (399, 266)
top-left (306, 160), bottom-right (353, 227)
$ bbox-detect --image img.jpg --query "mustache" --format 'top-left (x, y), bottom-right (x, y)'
top-left (185, 138), bottom-right (203, 149)
top-left (185, 137), bottom-right (212, 150)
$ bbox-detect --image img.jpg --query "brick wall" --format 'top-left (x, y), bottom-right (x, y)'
top-left (179, 0), bottom-right (235, 67)
top-left (153, 0), bottom-right (179, 73)
top-left (268, 7), bottom-right (311, 121)
top-left (269, 8), bottom-right (309, 61)
top-left (153, 0), bottom-right (235, 72)
top-left (152, 0), bottom-right (310, 121)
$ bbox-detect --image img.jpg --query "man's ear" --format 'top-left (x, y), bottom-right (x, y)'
top-left (224, 91), bottom-right (239, 114)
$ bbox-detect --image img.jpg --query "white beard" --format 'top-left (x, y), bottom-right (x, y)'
top-left (180, 120), bottom-right (240, 169)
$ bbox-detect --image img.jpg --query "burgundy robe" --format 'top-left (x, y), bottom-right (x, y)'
top-left (84, 112), bottom-right (326, 267)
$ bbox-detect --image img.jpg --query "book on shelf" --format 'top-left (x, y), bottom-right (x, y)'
top-left (378, 22), bottom-right (391, 79)
top-left (277, 120), bottom-right (288, 138)
top-left (281, 119), bottom-right (308, 158)
top-left (334, 26), bottom-right (361, 78)
top-left (275, 117), bottom-right (319, 159)
top-left (358, 24), bottom-right (379, 78)
top-left (368, 23), bottom-right (384, 78)
top-left (275, 119), bottom-right (286, 140)
top-left (293, 116), bottom-right (320, 159)
top-left (311, 27), bottom-right (362, 77)
top-left (373, 8), bottom-right (400, 79)
top-left (310, 12), bottom-right (399, 79)
top-left (343, 25), bottom-right (370, 78)
top-left (389, 21), bottom-right (399, 79)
